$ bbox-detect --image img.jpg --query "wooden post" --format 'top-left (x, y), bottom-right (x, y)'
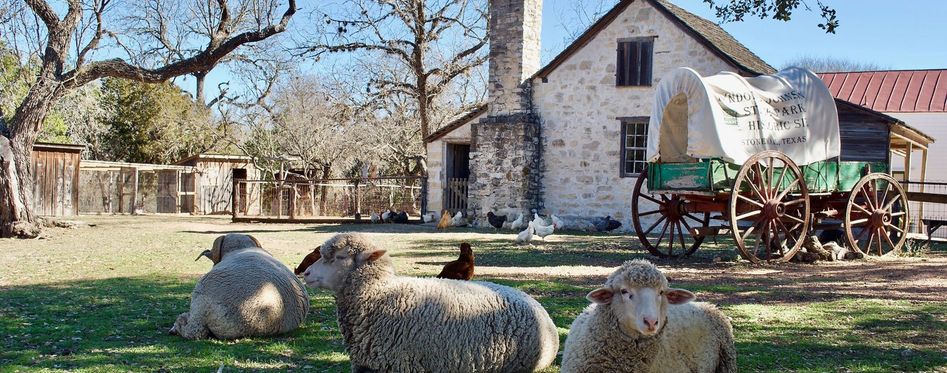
top-left (904, 143), bottom-right (913, 182)
top-left (289, 182), bottom-right (297, 220)
top-left (354, 179), bottom-right (361, 216)
top-left (919, 148), bottom-right (929, 225)
top-left (131, 167), bottom-right (139, 214)
top-left (231, 178), bottom-right (238, 221)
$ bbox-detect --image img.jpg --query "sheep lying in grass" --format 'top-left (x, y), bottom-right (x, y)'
top-left (561, 259), bottom-right (736, 373)
top-left (171, 234), bottom-right (310, 340)
top-left (302, 233), bottom-right (559, 372)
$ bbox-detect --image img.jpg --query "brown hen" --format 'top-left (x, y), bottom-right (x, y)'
top-left (436, 243), bottom-right (474, 280)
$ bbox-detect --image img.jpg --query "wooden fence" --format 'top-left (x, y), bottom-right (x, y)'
top-left (232, 176), bottom-right (426, 223)
top-left (444, 177), bottom-right (468, 213)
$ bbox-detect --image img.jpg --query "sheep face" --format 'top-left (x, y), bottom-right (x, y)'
top-left (588, 260), bottom-right (695, 336)
top-left (196, 234), bottom-right (263, 264)
top-left (302, 233), bottom-right (388, 291)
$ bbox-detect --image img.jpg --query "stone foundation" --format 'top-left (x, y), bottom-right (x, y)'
top-left (468, 113), bottom-right (542, 221)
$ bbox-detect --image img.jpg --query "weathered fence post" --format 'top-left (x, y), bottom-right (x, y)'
top-left (231, 179), bottom-right (238, 221)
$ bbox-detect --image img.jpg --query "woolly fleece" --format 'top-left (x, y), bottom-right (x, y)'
top-left (323, 233), bottom-right (559, 372)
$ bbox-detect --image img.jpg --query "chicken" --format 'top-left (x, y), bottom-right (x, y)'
top-left (487, 211), bottom-right (507, 231)
top-left (392, 211), bottom-right (409, 224)
top-left (422, 211), bottom-right (439, 223)
top-left (450, 211), bottom-right (466, 227)
top-left (294, 246), bottom-right (321, 275)
top-left (531, 213), bottom-right (549, 228)
top-left (533, 220), bottom-right (554, 241)
top-left (381, 209), bottom-right (393, 223)
top-left (593, 216), bottom-right (622, 232)
top-left (515, 222), bottom-right (534, 245)
top-left (435, 243), bottom-right (475, 280)
top-left (370, 212), bottom-right (381, 224)
top-left (550, 214), bottom-right (565, 230)
top-left (509, 213), bottom-right (526, 231)
top-left (437, 209), bottom-right (453, 230)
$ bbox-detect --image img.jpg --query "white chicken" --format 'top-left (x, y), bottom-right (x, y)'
top-left (450, 211), bottom-right (466, 227)
top-left (515, 222), bottom-right (534, 245)
top-left (370, 212), bottom-right (381, 224)
top-left (381, 210), bottom-right (393, 223)
top-left (422, 211), bottom-right (439, 223)
top-left (533, 220), bottom-right (554, 241)
top-left (550, 214), bottom-right (565, 230)
top-left (531, 213), bottom-right (549, 227)
top-left (509, 213), bottom-right (526, 231)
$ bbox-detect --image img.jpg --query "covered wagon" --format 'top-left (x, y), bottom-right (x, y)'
top-left (632, 67), bottom-right (908, 263)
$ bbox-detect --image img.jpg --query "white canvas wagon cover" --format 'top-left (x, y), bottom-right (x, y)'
top-left (647, 67), bottom-right (840, 165)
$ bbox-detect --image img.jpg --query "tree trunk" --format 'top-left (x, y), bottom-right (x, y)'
top-left (1, 78), bottom-right (63, 237)
top-left (318, 165), bottom-right (331, 215)
top-left (195, 71), bottom-right (207, 105)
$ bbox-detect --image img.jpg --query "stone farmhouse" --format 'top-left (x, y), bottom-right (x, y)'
top-left (426, 0), bottom-right (778, 228)
top-left (424, 0), bottom-right (936, 231)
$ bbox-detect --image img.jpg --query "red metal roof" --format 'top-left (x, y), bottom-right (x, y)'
top-left (818, 69), bottom-right (947, 113)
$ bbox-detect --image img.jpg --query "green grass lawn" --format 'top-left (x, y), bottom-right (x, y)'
top-left (1, 216), bottom-right (946, 372)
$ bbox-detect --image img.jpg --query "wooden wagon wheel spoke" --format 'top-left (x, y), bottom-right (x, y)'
top-left (876, 227), bottom-right (886, 256)
top-left (746, 174), bottom-right (768, 202)
top-left (852, 203), bottom-right (872, 216)
top-left (882, 228), bottom-right (899, 249)
top-left (736, 194), bottom-right (765, 208)
top-left (883, 193), bottom-right (903, 211)
top-left (680, 217), bottom-right (695, 236)
top-left (774, 167), bottom-right (788, 196)
top-left (639, 193), bottom-right (664, 205)
top-left (859, 185), bottom-right (877, 210)
top-left (637, 209), bottom-right (663, 217)
top-left (643, 216), bottom-right (667, 235)
top-left (632, 170), bottom-right (708, 258)
top-left (783, 214), bottom-right (806, 225)
top-left (735, 210), bottom-right (761, 221)
top-left (848, 217), bottom-right (869, 226)
top-left (775, 178), bottom-right (800, 201)
top-left (889, 224), bottom-right (905, 234)
top-left (763, 221), bottom-right (774, 260)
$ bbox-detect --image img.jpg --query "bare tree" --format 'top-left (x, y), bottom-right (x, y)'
top-left (302, 0), bottom-right (488, 139)
top-left (783, 55), bottom-right (886, 73)
top-left (0, 0), bottom-right (297, 237)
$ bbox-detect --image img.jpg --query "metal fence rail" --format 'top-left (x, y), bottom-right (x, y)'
top-left (904, 180), bottom-right (947, 239)
top-left (232, 176), bottom-right (426, 222)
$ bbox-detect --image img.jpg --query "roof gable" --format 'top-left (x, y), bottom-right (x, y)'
top-left (533, 0), bottom-right (774, 80)
top-left (424, 104), bottom-right (488, 143)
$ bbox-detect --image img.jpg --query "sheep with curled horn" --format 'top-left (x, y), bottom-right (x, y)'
top-left (171, 234), bottom-right (310, 340)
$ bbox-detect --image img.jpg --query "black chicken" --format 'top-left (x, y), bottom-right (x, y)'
top-left (392, 211), bottom-right (409, 224)
top-left (487, 211), bottom-right (507, 231)
top-left (593, 215), bottom-right (623, 232)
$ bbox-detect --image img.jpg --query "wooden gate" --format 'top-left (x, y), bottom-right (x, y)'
top-left (444, 178), bottom-right (468, 212)
top-left (157, 171), bottom-right (178, 213)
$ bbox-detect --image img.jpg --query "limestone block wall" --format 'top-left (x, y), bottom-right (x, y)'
top-left (469, 114), bottom-right (543, 220)
top-left (532, 0), bottom-right (743, 231)
top-left (488, 0), bottom-right (543, 116)
top-left (425, 119), bottom-right (476, 214)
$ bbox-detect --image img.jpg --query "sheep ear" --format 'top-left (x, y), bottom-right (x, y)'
top-left (357, 249), bottom-right (387, 263)
top-left (247, 235), bottom-right (262, 248)
top-left (665, 288), bottom-right (695, 304)
top-left (587, 288), bottom-right (614, 305)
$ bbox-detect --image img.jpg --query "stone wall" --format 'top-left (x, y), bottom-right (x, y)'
top-left (468, 0), bottom-right (544, 221)
top-left (531, 0), bottom-right (743, 231)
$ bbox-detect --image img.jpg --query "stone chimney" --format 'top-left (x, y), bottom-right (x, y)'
top-left (468, 0), bottom-right (544, 222)
top-left (487, 0), bottom-right (543, 116)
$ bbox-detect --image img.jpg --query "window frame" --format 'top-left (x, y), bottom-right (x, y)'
top-left (616, 36), bottom-right (655, 87)
top-left (619, 116), bottom-right (650, 178)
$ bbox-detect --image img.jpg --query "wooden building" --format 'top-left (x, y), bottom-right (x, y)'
top-left (174, 154), bottom-right (263, 215)
top-left (31, 142), bottom-right (84, 217)
top-left (79, 160), bottom-right (196, 214)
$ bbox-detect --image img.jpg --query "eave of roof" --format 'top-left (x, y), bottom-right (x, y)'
top-left (32, 142), bottom-right (86, 153)
top-left (835, 98), bottom-right (935, 144)
top-left (174, 153), bottom-right (252, 165)
top-left (818, 69), bottom-right (947, 113)
top-left (531, 0), bottom-right (775, 81)
top-left (424, 103), bottom-right (488, 143)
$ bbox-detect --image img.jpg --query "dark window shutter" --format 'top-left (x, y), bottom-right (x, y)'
top-left (616, 42), bottom-right (627, 86)
top-left (639, 40), bottom-right (653, 86)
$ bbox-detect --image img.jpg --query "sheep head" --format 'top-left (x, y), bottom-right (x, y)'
top-left (302, 233), bottom-right (390, 291)
top-left (586, 259), bottom-right (694, 337)
top-left (294, 246), bottom-right (322, 275)
top-left (196, 234), bottom-right (263, 264)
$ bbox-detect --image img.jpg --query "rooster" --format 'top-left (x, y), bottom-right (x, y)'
top-left (392, 211), bottom-right (409, 224)
top-left (487, 211), bottom-right (507, 231)
top-left (593, 216), bottom-right (622, 232)
top-left (294, 246), bottom-right (321, 275)
top-left (437, 209), bottom-right (453, 230)
top-left (550, 214), bottom-right (565, 230)
top-left (381, 209), bottom-right (393, 223)
top-left (436, 243), bottom-right (474, 280)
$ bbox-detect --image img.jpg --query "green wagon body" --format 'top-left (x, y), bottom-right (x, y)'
top-left (646, 159), bottom-right (888, 194)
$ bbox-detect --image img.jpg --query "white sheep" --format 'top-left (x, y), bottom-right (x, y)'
top-left (561, 259), bottom-right (736, 373)
top-left (302, 233), bottom-right (559, 372)
top-left (171, 234), bottom-right (310, 340)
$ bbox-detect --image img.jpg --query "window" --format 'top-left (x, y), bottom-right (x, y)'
top-left (616, 38), bottom-right (654, 86)
top-left (621, 118), bottom-right (649, 177)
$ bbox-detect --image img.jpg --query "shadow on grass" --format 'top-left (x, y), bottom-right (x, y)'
top-left (0, 276), bottom-right (348, 372)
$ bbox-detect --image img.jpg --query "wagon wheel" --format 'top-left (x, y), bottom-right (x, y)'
top-left (632, 169), bottom-right (711, 258)
top-left (729, 151), bottom-right (810, 263)
top-left (844, 173), bottom-right (909, 256)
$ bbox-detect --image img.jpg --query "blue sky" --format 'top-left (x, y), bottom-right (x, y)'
top-left (189, 0), bottom-right (947, 100)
